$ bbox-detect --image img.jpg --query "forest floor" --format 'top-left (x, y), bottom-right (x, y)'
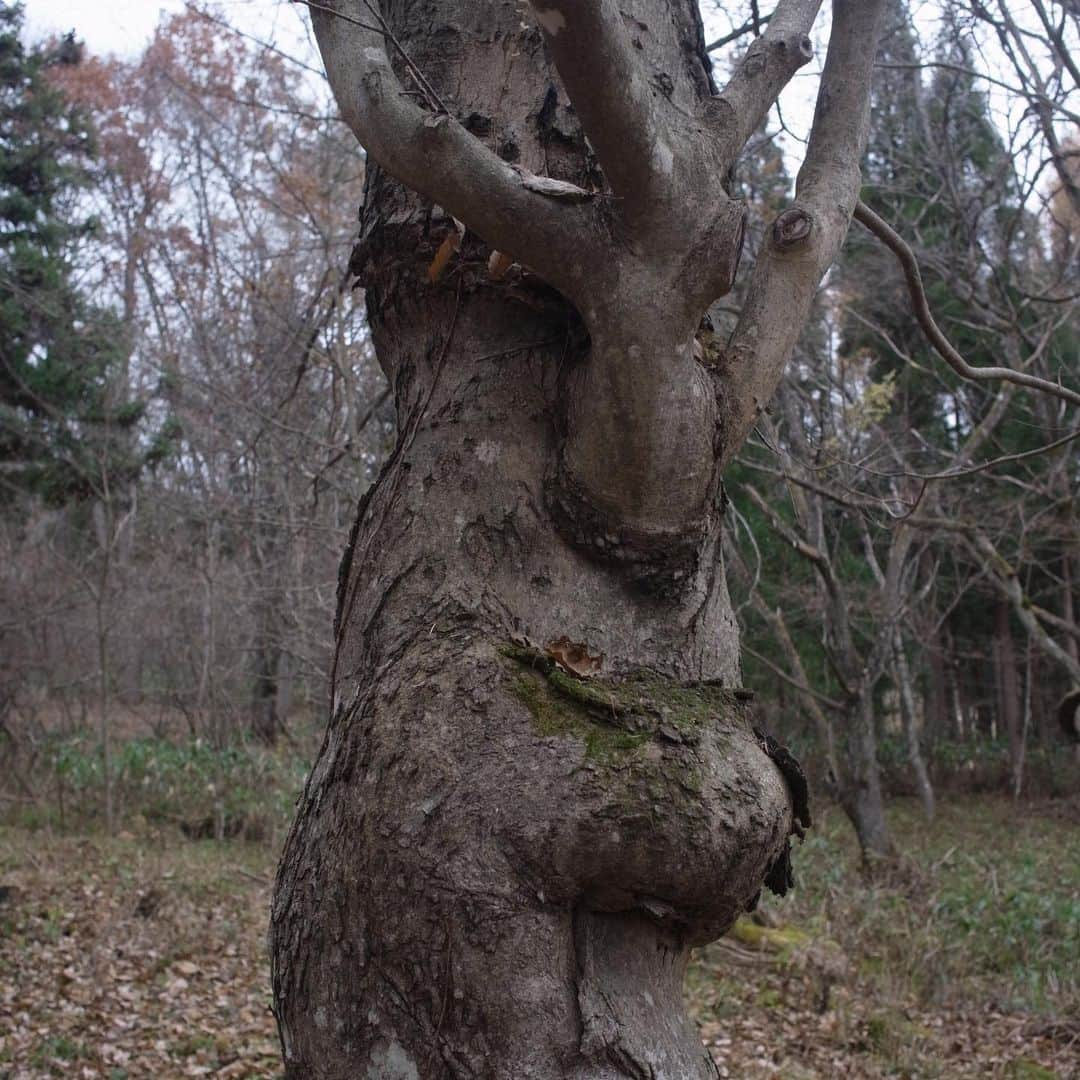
top-left (0, 785), bottom-right (1077, 1078)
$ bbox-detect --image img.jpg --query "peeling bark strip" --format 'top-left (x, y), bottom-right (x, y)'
top-left (272, 1), bottom-right (889, 1076)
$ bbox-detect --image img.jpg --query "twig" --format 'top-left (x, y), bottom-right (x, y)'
top-left (894, 429), bottom-right (1080, 482)
top-left (741, 644), bottom-right (847, 711)
top-left (853, 201), bottom-right (1080, 408)
top-left (288, 0), bottom-right (382, 35)
top-left (706, 12), bottom-right (772, 52)
top-left (356, 0), bottom-right (448, 114)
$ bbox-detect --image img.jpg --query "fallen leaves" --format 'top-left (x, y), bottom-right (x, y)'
top-left (1, 807), bottom-right (1076, 1079)
top-left (0, 829), bottom-right (279, 1078)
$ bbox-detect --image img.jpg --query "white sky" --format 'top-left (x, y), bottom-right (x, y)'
top-left (26, 0), bottom-right (312, 58)
top-left (29, 1), bottom-right (190, 54)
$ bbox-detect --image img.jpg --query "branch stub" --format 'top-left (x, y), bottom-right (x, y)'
top-left (772, 207), bottom-right (814, 251)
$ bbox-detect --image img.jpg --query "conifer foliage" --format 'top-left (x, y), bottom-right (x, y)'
top-left (0, 4), bottom-right (149, 505)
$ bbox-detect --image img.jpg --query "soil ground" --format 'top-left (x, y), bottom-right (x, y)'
top-left (0, 794), bottom-right (1076, 1079)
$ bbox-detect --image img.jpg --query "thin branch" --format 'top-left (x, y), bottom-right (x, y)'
top-left (903, 429), bottom-right (1080, 482)
top-left (706, 12), bottom-right (773, 52)
top-left (741, 644), bottom-right (847, 710)
top-left (874, 61), bottom-right (1080, 127)
top-left (293, 0), bottom-right (446, 112)
top-left (853, 201), bottom-right (1080, 409)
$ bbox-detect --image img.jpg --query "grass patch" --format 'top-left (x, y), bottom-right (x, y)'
top-left (690, 796), bottom-right (1079, 1077)
top-left (2, 726), bottom-right (317, 847)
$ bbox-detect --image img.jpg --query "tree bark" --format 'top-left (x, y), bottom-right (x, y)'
top-left (837, 694), bottom-right (894, 864)
top-left (270, 0), bottom-right (886, 1074)
top-left (269, 278), bottom-right (791, 1078)
top-left (892, 635), bottom-right (934, 821)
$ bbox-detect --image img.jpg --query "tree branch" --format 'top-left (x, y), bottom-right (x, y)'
top-left (306, 0), bottom-right (591, 292)
top-left (741, 643), bottom-right (847, 711)
top-left (719, 0), bottom-right (888, 466)
top-left (853, 201), bottom-right (1080, 409)
top-left (706, 13), bottom-right (773, 53)
top-left (712, 0), bottom-right (821, 160)
top-left (525, 1), bottom-right (673, 214)
top-left (904, 518), bottom-right (1080, 684)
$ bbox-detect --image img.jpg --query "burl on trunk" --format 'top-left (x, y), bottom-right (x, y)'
top-left (270, 1), bottom-right (886, 1076)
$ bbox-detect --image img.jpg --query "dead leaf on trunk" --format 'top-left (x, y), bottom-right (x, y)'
top-left (427, 218), bottom-right (466, 282)
top-left (545, 636), bottom-right (604, 678)
top-left (487, 250), bottom-right (515, 280)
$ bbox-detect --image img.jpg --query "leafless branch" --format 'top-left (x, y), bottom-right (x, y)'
top-left (305, 0), bottom-right (591, 292)
top-left (720, 0), bottom-right (889, 465)
top-left (713, 0), bottom-right (820, 158)
top-left (853, 200), bottom-right (1080, 409)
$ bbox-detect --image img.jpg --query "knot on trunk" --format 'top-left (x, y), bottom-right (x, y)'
top-left (772, 206), bottom-right (814, 250)
top-left (502, 643), bottom-right (796, 941)
top-left (783, 33), bottom-right (815, 62)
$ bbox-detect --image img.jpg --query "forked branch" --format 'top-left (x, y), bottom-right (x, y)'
top-left (720, 0), bottom-right (889, 466)
top-left (712, 0), bottom-right (822, 160)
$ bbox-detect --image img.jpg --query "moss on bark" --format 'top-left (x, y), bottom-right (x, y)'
top-left (502, 641), bottom-right (751, 764)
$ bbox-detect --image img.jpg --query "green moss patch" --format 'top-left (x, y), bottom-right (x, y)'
top-left (502, 642), bottom-right (750, 763)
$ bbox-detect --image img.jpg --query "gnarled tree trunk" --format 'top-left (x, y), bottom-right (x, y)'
top-left (270, 1), bottom-right (887, 1075)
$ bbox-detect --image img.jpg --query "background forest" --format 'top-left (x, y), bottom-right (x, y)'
top-left (0, 0), bottom-right (1077, 1076)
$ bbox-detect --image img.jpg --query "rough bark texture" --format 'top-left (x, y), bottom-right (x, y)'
top-left (271, 0), bottom-right (887, 1075)
top-left (269, 282), bottom-right (786, 1077)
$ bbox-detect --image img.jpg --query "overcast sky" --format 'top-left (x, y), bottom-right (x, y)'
top-left (25, 0), bottom-right (830, 154)
top-left (29, 0), bottom-right (189, 54)
top-left (26, 0), bottom-right (313, 58)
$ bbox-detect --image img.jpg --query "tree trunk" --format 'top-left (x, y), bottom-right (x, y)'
top-left (269, 255), bottom-right (799, 1078)
top-left (892, 635), bottom-right (934, 820)
top-left (994, 598), bottom-right (1022, 785)
top-left (251, 642), bottom-right (282, 745)
top-left (926, 629), bottom-right (948, 751)
top-left (838, 694), bottom-right (894, 863)
top-left (268, 5), bottom-right (794, 1059)
top-left (270, 0), bottom-right (887, 1073)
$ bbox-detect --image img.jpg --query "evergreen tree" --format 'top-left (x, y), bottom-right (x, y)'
top-left (0, 4), bottom-right (149, 505)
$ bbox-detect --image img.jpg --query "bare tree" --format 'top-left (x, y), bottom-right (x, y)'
top-left (48, 10), bottom-right (385, 745)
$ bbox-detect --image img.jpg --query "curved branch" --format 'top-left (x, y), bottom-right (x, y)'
top-left (712, 0), bottom-right (822, 161)
top-left (307, 0), bottom-right (590, 292)
top-left (853, 201), bottom-right (1080, 409)
top-left (719, 0), bottom-right (888, 467)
